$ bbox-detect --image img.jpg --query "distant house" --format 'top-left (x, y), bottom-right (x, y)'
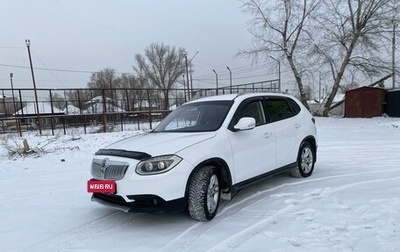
top-left (62, 104), bottom-right (81, 115)
top-left (13, 102), bottom-right (65, 126)
top-left (133, 100), bottom-right (158, 110)
top-left (83, 96), bottom-right (125, 114)
top-left (13, 102), bottom-right (64, 116)
top-left (0, 96), bottom-right (19, 116)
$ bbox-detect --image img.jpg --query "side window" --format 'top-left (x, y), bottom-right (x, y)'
top-left (232, 101), bottom-right (265, 126)
top-left (262, 99), bottom-right (294, 123)
top-left (287, 98), bottom-right (301, 115)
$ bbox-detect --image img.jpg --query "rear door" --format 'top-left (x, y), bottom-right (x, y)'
top-left (262, 97), bottom-right (301, 167)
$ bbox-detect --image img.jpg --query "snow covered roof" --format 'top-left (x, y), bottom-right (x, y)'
top-left (85, 96), bottom-right (112, 105)
top-left (13, 103), bottom-right (64, 115)
top-left (62, 105), bottom-right (81, 115)
top-left (83, 103), bottom-right (125, 114)
top-left (134, 100), bottom-right (158, 108)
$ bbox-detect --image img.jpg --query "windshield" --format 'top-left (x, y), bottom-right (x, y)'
top-left (154, 100), bottom-right (233, 132)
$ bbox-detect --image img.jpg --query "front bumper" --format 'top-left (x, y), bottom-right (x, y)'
top-left (90, 154), bottom-right (193, 213)
top-left (91, 193), bottom-right (186, 213)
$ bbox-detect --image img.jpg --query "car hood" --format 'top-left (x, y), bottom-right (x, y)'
top-left (104, 131), bottom-right (217, 157)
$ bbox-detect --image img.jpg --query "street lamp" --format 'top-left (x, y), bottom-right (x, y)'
top-left (269, 56), bottom-right (281, 92)
top-left (227, 66), bottom-right (232, 93)
top-left (10, 73), bottom-right (21, 136)
top-left (9, 73), bottom-right (17, 115)
top-left (213, 69), bottom-right (219, 95)
top-left (184, 54), bottom-right (190, 101)
top-left (184, 51), bottom-right (199, 100)
top-left (25, 39), bottom-right (42, 134)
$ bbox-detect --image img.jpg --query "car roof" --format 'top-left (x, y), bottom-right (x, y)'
top-left (187, 92), bottom-right (293, 104)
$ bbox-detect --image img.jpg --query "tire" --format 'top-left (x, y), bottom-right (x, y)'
top-left (188, 166), bottom-right (220, 221)
top-left (290, 142), bottom-right (315, 178)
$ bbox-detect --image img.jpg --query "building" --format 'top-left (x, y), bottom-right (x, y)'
top-left (385, 89), bottom-right (400, 117)
top-left (345, 86), bottom-right (385, 118)
top-left (13, 102), bottom-right (65, 126)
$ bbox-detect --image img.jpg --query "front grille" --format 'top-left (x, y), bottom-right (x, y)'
top-left (91, 158), bottom-right (129, 180)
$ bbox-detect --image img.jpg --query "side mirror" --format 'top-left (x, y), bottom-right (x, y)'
top-left (233, 117), bottom-right (256, 131)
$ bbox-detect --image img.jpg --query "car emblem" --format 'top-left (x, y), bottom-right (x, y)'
top-left (100, 158), bottom-right (109, 178)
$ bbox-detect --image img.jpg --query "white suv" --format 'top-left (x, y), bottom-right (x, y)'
top-left (88, 93), bottom-right (317, 221)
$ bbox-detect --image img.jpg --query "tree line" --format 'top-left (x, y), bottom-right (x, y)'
top-left (53, 0), bottom-right (398, 116)
top-left (50, 43), bottom-right (188, 112)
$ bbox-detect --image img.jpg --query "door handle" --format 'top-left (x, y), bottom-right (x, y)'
top-left (263, 132), bottom-right (272, 138)
top-left (294, 123), bottom-right (301, 129)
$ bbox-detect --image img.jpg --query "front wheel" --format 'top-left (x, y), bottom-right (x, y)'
top-left (188, 166), bottom-right (220, 221)
top-left (290, 142), bottom-right (315, 178)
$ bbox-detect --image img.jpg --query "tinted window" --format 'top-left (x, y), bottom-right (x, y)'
top-left (154, 101), bottom-right (233, 132)
top-left (287, 98), bottom-right (301, 115)
top-left (262, 99), bottom-right (294, 123)
top-left (231, 101), bottom-right (265, 127)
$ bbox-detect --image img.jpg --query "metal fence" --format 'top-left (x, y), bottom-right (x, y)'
top-left (0, 80), bottom-right (279, 136)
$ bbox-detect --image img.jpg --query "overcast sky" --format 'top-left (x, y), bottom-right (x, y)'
top-left (0, 0), bottom-right (281, 91)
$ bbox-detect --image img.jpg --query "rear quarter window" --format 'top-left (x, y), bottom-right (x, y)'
top-left (287, 98), bottom-right (301, 115)
top-left (262, 98), bottom-right (294, 123)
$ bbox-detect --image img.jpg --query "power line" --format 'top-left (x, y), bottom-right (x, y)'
top-left (32, 52), bottom-right (67, 88)
top-left (0, 63), bottom-right (133, 75)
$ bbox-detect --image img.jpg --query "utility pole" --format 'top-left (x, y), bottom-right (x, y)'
top-left (227, 66), bottom-right (232, 94)
top-left (25, 39), bottom-right (42, 134)
top-left (213, 69), bottom-right (219, 95)
top-left (184, 54), bottom-right (190, 100)
top-left (392, 20), bottom-right (398, 89)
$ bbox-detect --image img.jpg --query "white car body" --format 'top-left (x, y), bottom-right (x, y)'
top-left (89, 93), bottom-right (317, 220)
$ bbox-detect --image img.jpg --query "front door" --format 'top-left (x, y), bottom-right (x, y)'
top-left (227, 99), bottom-right (277, 183)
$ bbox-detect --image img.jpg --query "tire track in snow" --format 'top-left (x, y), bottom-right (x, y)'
top-left (208, 175), bottom-right (400, 252)
top-left (161, 168), bottom-right (400, 251)
top-left (160, 200), bottom-right (232, 252)
top-left (28, 210), bottom-right (144, 252)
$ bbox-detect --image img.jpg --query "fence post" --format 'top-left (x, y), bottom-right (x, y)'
top-left (147, 89), bottom-right (152, 129)
top-left (49, 90), bottom-right (55, 136)
top-left (102, 89), bottom-right (107, 133)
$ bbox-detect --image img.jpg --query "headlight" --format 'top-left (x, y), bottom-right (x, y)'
top-left (136, 155), bottom-right (182, 175)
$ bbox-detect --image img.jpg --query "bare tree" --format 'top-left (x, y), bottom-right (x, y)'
top-left (133, 43), bottom-right (187, 110)
top-left (87, 68), bottom-right (119, 98)
top-left (242, 0), bottom-right (322, 109)
top-left (48, 92), bottom-right (65, 110)
top-left (118, 74), bottom-right (148, 111)
top-left (66, 89), bottom-right (91, 109)
top-left (242, 0), bottom-right (397, 116)
top-left (311, 0), bottom-right (395, 116)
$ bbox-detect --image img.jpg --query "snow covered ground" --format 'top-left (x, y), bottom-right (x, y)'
top-left (0, 117), bottom-right (399, 252)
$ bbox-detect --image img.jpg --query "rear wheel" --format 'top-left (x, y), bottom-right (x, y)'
top-left (188, 166), bottom-right (220, 221)
top-left (290, 142), bottom-right (315, 178)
